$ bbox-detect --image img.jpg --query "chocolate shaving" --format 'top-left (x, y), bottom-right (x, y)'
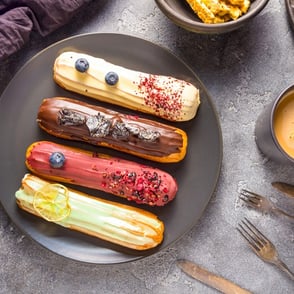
top-left (111, 122), bottom-right (130, 139)
top-left (58, 108), bottom-right (161, 142)
top-left (58, 109), bottom-right (85, 125)
top-left (86, 113), bottom-right (111, 137)
top-left (126, 124), bottom-right (160, 142)
top-left (137, 129), bottom-right (160, 142)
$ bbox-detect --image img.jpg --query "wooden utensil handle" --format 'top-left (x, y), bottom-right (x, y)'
top-left (178, 260), bottom-right (252, 294)
top-left (193, 264), bottom-right (251, 294)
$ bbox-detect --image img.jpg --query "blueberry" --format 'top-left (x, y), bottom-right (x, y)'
top-left (75, 58), bottom-right (89, 73)
top-left (49, 152), bottom-right (66, 168)
top-left (105, 71), bottom-right (119, 85)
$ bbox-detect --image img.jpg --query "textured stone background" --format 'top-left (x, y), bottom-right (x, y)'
top-left (0, 1), bottom-right (293, 293)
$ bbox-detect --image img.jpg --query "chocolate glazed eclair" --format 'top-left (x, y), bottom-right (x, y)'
top-left (37, 97), bottom-right (188, 163)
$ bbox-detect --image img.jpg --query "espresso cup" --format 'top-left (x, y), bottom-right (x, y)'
top-left (255, 85), bottom-right (294, 164)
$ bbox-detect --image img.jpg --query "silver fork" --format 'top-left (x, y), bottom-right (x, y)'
top-left (237, 218), bottom-right (294, 280)
top-left (239, 189), bottom-right (294, 219)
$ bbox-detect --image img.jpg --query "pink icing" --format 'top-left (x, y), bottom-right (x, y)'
top-left (26, 141), bottom-right (178, 206)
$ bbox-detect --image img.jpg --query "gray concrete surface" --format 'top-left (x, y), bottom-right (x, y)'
top-left (0, 1), bottom-right (293, 293)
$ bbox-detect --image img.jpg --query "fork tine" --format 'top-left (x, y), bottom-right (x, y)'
top-left (237, 222), bottom-right (261, 253)
top-left (237, 226), bottom-right (260, 252)
top-left (245, 217), bottom-right (269, 244)
top-left (241, 189), bottom-right (262, 201)
top-left (239, 190), bottom-right (261, 206)
top-left (242, 189), bottom-right (262, 198)
top-left (239, 194), bottom-right (258, 205)
top-left (242, 218), bottom-right (267, 245)
top-left (237, 218), bottom-right (269, 255)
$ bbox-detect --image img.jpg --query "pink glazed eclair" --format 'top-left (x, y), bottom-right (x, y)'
top-left (25, 141), bottom-right (178, 206)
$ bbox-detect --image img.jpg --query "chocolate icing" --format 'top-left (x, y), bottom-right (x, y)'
top-left (37, 97), bottom-right (186, 159)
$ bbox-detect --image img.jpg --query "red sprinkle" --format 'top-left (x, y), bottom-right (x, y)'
top-left (135, 74), bottom-right (184, 120)
top-left (100, 169), bottom-right (164, 205)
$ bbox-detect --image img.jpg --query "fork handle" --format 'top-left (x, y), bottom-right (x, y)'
top-left (273, 207), bottom-right (294, 219)
top-left (274, 259), bottom-right (294, 280)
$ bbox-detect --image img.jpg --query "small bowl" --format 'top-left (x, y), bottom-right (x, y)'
top-left (155, 0), bottom-right (270, 34)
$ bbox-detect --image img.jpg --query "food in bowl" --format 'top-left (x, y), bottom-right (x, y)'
top-left (185, 0), bottom-right (251, 23)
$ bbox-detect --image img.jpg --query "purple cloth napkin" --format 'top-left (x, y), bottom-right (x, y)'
top-left (0, 0), bottom-right (91, 61)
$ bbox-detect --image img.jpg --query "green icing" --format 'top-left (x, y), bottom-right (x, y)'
top-left (15, 187), bottom-right (155, 245)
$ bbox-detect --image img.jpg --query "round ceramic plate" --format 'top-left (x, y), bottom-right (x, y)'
top-left (0, 33), bottom-right (222, 264)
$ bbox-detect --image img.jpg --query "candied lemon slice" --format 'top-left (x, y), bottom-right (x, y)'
top-left (33, 183), bottom-right (71, 222)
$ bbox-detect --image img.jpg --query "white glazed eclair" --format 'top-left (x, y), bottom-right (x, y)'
top-left (53, 51), bottom-right (200, 122)
top-left (15, 174), bottom-right (164, 250)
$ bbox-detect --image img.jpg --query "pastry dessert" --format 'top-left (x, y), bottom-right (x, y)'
top-left (26, 141), bottom-right (178, 206)
top-left (37, 97), bottom-right (188, 163)
top-left (15, 174), bottom-right (164, 250)
top-left (53, 51), bottom-right (200, 122)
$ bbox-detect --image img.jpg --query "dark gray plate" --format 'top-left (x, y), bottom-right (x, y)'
top-left (0, 33), bottom-right (222, 264)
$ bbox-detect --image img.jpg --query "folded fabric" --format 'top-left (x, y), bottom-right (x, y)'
top-left (0, 0), bottom-right (91, 61)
